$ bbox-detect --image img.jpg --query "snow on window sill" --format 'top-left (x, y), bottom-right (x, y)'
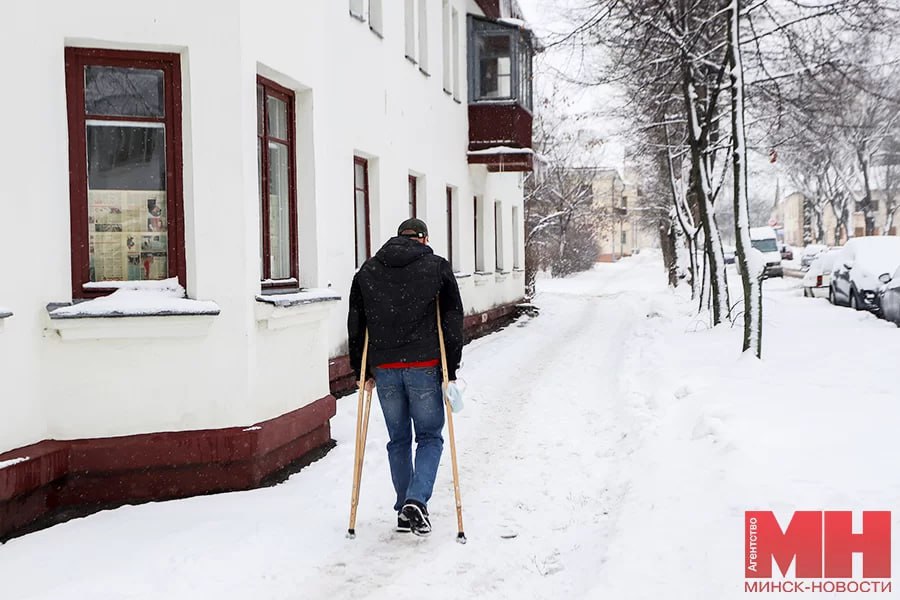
top-left (454, 272), bottom-right (473, 279)
top-left (512, 269), bottom-right (524, 279)
top-left (45, 279), bottom-right (219, 341)
top-left (0, 307), bottom-right (11, 332)
top-left (255, 288), bottom-right (341, 331)
top-left (495, 271), bottom-right (511, 283)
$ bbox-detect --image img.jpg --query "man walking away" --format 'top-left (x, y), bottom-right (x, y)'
top-left (347, 218), bottom-right (464, 537)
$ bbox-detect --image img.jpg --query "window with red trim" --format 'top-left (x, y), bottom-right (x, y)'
top-left (65, 48), bottom-right (185, 298)
top-left (354, 157), bottom-right (372, 268)
top-left (257, 76), bottom-right (299, 289)
top-left (409, 175), bottom-right (418, 218)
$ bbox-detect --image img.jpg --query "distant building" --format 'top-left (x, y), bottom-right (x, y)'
top-left (780, 191), bottom-right (898, 247)
top-left (589, 168), bottom-right (655, 261)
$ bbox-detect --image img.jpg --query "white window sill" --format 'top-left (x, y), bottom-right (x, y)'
top-left (495, 271), bottom-right (511, 283)
top-left (45, 281), bottom-right (220, 341)
top-left (0, 308), bottom-right (11, 332)
top-left (512, 269), bottom-right (524, 279)
top-left (255, 289), bottom-right (341, 331)
top-left (454, 272), bottom-right (473, 279)
top-left (46, 312), bottom-right (218, 341)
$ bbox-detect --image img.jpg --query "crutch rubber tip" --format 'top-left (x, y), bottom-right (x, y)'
top-left (456, 532), bottom-right (467, 544)
top-left (347, 529), bottom-right (356, 539)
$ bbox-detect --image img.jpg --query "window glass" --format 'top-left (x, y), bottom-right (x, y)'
top-left (84, 66), bottom-right (164, 117)
top-left (355, 190), bottom-right (368, 267)
top-left (478, 35), bottom-right (512, 99)
top-left (354, 159), bottom-right (370, 268)
top-left (267, 96), bottom-right (288, 139)
top-left (86, 123), bottom-right (168, 282)
top-left (268, 141), bottom-right (291, 279)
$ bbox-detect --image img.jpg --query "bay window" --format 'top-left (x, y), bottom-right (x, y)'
top-left (468, 16), bottom-right (533, 111)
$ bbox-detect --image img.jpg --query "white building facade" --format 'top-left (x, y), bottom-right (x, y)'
top-left (0, 0), bottom-right (533, 539)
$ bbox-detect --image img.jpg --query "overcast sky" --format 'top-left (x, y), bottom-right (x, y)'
top-left (515, 0), bottom-right (628, 171)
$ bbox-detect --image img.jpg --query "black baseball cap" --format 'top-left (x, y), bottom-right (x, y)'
top-left (397, 218), bottom-right (428, 239)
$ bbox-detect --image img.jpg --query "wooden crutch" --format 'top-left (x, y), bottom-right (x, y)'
top-left (347, 330), bottom-right (374, 539)
top-left (436, 299), bottom-right (467, 544)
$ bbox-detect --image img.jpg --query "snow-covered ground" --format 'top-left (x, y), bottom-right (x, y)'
top-left (2, 253), bottom-right (898, 599)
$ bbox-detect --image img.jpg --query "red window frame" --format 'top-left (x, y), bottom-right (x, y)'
top-left (65, 47), bottom-right (185, 299)
top-left (354, 157), bottom-right (372, 267)
top-left (257, 75), bottom-right (299, 289)
top-left (409, 175), bottom-right (417, 218)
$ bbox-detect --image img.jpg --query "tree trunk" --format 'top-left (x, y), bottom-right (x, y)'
top-left (858, 148), bottom-right (876, 236)
top-left (659, 218), bottom-right (679, 287)
top-left (682, 75), bottom-right (730, 324)
top-left (728, 0), bottom-right (762, 358)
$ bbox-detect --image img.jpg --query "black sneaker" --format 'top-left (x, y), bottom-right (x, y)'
top-left (401, 500), bottom-right (432, 537)
top-left (396, 512), bottom-right (411, 533)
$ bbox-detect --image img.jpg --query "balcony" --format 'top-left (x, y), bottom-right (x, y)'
top-left (467, 15), bottom-right (535, 172)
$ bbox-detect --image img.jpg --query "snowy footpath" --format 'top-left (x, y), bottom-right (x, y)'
top-left (3, 253), bottom-right (899, 599)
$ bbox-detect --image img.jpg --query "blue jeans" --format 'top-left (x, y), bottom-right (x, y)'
top-left (374, 366), bottom-right (445, 512)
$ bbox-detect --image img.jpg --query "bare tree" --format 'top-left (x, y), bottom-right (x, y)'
top-left (548, 0), bottom-right (891, 356)
top-left (524, 89), bottom-right (605, 297)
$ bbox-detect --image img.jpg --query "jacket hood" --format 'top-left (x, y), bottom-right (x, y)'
top-left (374, 236), bottom-right (433, 268)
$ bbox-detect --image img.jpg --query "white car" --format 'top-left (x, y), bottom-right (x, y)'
top-left (830, 237), bottom-right (900, 311)
top-left (800, 244), bottom-right (828, 270)
top-left (748, 226), bottom-right (783, 278)
top-left (802, 248), bottom-right (842, 298)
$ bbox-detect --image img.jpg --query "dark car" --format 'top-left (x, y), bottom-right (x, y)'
top-left (830, 237), bottom-right (900, 312)
top-left (780, 245), bottom-right (794, 261)
top-left (878, 266), bottom-right (900, 326)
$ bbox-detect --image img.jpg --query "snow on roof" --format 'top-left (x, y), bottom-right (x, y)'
top-left (749, 226), bottom-right (776, 240)
top-left (499, 17), bottom-right (529, 29)
top-left (467, 146), bottom-right (535, 156)
top-left (0, 457), bottom-right (27, 470)
top-left (49, 278), bottom-right (220, 319)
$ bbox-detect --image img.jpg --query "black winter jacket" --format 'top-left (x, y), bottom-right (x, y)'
top-left (348, 236), bottom-right (464, 380)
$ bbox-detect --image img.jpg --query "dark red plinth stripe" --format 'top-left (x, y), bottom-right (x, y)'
top-left (0, 395), bottom-right (335, 542)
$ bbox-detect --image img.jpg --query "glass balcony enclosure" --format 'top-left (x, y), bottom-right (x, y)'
top-left (468, 15), bottom-right (533, 111)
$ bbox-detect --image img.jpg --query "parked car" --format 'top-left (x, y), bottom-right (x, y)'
top-left (800, 244), bottom-right (828, 270)
top-left (879, 266), bottom-right (900, 326)
top-left (748, 227), bottom-right (783, 278)
top-left (780, 244), bottom-right (794, 261)
top-left (723, 245), bottom-right (736, 265)
top-left (802, 248), bottom-right (842, 298)
top-left (830, 236), bottom-right (900, 312)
